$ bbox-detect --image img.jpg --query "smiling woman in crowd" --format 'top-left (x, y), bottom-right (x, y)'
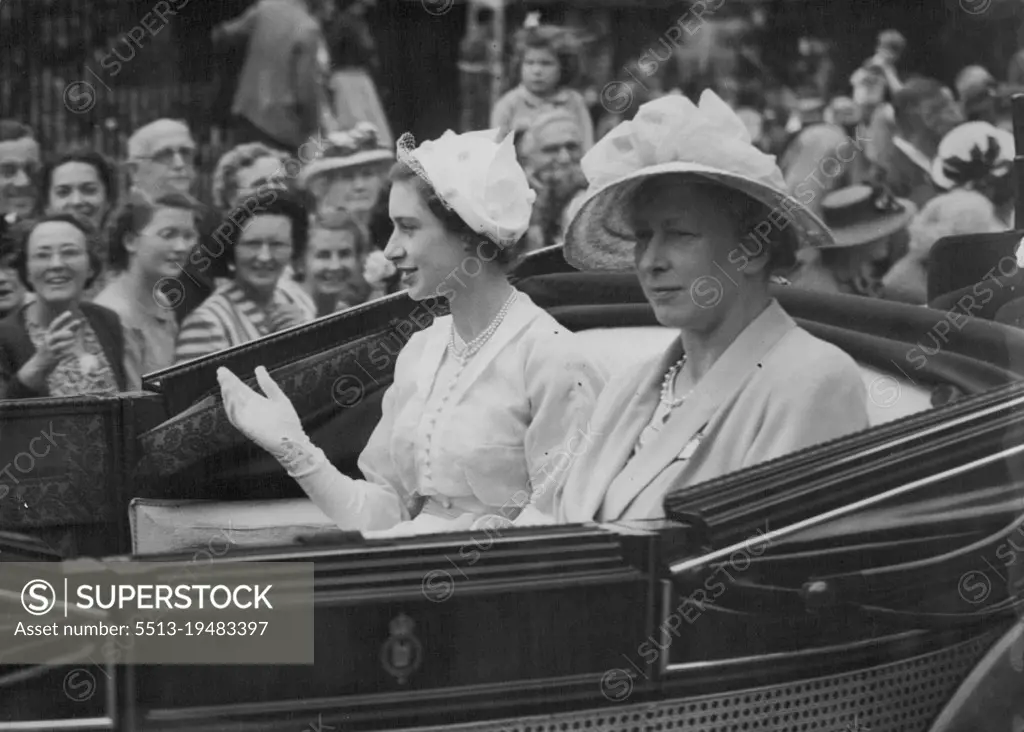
top-left (42, 149), bottom-right (117, 234)
top-left (216, 128), bottom-right (605, 535)
top-left (518, 92), bottom-right (869, 525)
top-left (174, 191), bottom-right (316, 363)
top-left (42, 148), bottom-right (120, 299)
top-left (0, 215), bottom-right (126, 399)
top-left (294, 211), bottom-right (375, 316)
top-left (94, 192), bottom-right (198, 390)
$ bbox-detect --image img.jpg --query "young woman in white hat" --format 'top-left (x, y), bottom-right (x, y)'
top-left (524, 91), bottom-right (871, 525)
top-left (215, 128), bottom-right (606, 535)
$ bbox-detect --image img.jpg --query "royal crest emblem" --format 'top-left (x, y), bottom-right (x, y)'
top-left (380, 613), bottom-right (423, 684)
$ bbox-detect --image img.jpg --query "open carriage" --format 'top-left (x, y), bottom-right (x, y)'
top-left (6, 84), bottom-right (1024, 732)
top-left (2, 240), bottom-right (1024, 731)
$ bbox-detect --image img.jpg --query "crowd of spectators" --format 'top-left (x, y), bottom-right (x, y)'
top-left (0, 2), bottom-right (1022, 400)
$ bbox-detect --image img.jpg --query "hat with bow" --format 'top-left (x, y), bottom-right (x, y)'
top-left (396, 128), bottom-right (536, 248)
top-left (931, 121), bottom-right (1014, 191)
top-left (563, 90), bottom-right (833, 271)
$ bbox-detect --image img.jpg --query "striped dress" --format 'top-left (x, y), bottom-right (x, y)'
top-left (173, 281), bottom-right (316, 365)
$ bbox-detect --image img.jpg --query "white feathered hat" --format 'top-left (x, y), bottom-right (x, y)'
top-left (396, 128), bottom-right (536, 248)
top-left (564, 90), bottom-right (833, 271)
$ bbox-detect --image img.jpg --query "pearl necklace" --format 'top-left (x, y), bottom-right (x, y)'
top-left (448, 290), bottom-right (518, 363)
top-left (659, 354), bottom-right (691, 411)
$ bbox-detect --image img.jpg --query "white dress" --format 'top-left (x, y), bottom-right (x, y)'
top-left (329, 290), bottom-right (607, 536)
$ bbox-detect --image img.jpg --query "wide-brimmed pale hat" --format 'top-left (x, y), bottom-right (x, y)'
top-left (819, 185), bottom-right (916, 248)
top-left (397, 128), bottom-right (536, 247)
top-left (563, 90), bottom-right (833, 271)
top-left (931, 120), bottom-right (1013, 190)
top-left (299, 122), bottom-right (393, 188)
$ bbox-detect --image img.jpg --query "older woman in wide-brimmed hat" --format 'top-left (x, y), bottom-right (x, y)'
top-left (520, 91), bottom-right (870, 525)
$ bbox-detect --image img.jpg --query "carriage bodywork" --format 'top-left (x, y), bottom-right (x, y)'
top-left (2, 247), bottom-right (1024, 731)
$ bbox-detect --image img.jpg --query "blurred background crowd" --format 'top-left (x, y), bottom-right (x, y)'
top-left (1, 0), bottom-right (1024, 399)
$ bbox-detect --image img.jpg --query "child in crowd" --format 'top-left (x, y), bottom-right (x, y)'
top-left (865, 29), bottom-right (905, 95)
top-left (490, 23), bottom-right (594, 151)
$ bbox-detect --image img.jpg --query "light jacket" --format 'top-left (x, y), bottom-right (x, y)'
top-left (347, 292), bottom-right (606, 535)
top-left (554, 300), bottom-right (869, 522)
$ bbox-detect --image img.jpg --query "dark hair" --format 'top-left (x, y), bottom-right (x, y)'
top-left (10, 214), bottom-right (103, 291)
top-left (106, 192), bottom-right (200, 272)
top-left (632, 176), bottom-right (798, 276)
top-left (387, 161), bottom-right (523, 268)
top-left (511, 25), bottom-right (579, 90)
top-left (0, 119), bottom-right (34, 143)
top-left (41, 148), bottom-right (119, 219)
top-left (218, 189), bottom-right (310, 266)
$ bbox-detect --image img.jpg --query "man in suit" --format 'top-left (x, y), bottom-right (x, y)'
top-left (212, 0), bottom-right (337, 151)
top-left (126, 119), bottom-right (224, 323)
top-left (517, 93), bottom-right (870, 525)
top-left (873, 78), bottom-right (963, 210)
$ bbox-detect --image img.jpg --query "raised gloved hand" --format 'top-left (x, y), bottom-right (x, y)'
top-left (217, 366), bottom-right (325, 476)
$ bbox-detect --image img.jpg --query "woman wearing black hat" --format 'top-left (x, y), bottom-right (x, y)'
top-left (789, 184), bottom-right (915, 298)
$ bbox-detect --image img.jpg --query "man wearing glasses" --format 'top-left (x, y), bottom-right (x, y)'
top-left (127, 119), bottom-right (198, 200)
top-left (0, 120), bottom-right (40, 232)
top-left (127, 119), bottom-right (224, 322)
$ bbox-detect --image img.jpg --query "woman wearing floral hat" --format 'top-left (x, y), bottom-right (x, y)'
top-left (526, 91), bottom-right (870, 524)
top-left (299, 122), bottom-right (394, 249)
top-left (216, 128), bottom-right (606, 535)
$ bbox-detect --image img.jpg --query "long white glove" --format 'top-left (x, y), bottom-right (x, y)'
top-left (216, 366), bottom-right (405, 530)
top-left (217, 366), bottom-right (325, 476)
